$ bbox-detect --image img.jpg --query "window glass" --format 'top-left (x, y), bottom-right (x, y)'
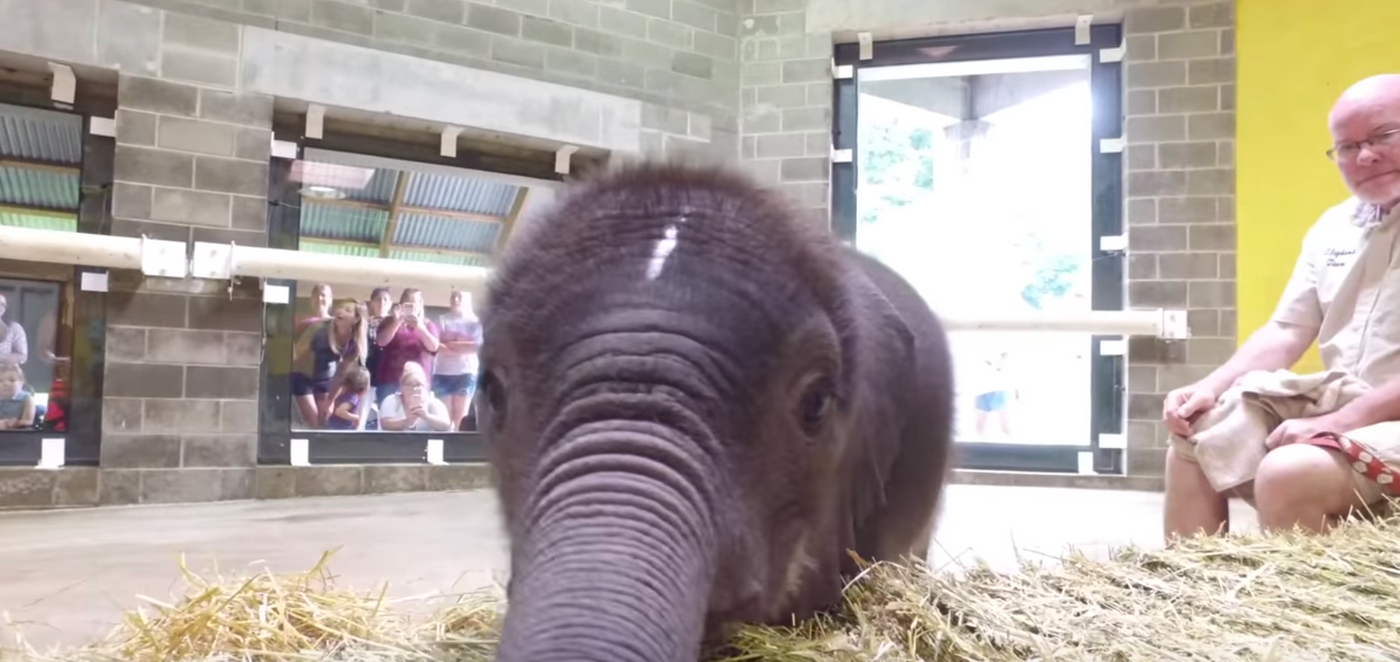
top-left (282, 152), bottom-right (545, 434)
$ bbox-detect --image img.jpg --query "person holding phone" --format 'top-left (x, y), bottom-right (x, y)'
top-left (378, 361), bottom-right (452, 432)
top-left (374, 288), bottom-right (441, 406)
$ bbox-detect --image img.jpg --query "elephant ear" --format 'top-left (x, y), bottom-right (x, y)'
top-left (834, 278), bottom-right (921, 544)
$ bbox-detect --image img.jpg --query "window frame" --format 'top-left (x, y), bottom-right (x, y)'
top-left (830, 25), bottom-right (1126, 475)
top-left (256, 116), bottom-right (571, 465)
top-left (0, 79), bottom-right (115, 467)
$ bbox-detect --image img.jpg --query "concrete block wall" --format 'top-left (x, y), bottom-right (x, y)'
top-left (1121, 1), bottom-right (1237, 478)
top-left (101, 48), bottom-right (275, 503)
top-left (123, 0), bottom-right (741, 162)
top-left (737, 0), bottom-right (833, 228)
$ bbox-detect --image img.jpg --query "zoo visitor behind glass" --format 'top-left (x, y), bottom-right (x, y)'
top-left (287, 284), bottom-right (482, 434)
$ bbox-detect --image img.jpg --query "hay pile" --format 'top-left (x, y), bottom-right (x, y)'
top-left (9, 516), bottom-right (1400, 662)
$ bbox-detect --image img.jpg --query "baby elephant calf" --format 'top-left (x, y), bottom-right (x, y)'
top-left (476, 160), bottom-right (956, 662)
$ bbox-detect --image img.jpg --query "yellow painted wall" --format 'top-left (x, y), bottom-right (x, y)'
top-left (1236, 0), bottom-right (1400, 372)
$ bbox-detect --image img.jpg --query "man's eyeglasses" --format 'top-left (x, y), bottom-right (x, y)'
top-left (1327, 128), bottom-right (1400, 162)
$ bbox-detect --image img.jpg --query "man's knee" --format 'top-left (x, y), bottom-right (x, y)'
top-left (1255, 444), bottom-right (1365, 515)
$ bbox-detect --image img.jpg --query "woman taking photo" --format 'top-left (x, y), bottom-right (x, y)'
top-left (290, 298), bottom-right (369, 429)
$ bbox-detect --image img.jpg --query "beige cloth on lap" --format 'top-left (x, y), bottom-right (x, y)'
top-left (1168, 369), bottom-right (1371, 493)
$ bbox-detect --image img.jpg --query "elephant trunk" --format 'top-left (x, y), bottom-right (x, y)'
top-left (494, 423), bottom-right (720, 662)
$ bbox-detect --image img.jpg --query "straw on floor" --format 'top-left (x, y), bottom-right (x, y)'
top-left (8, 513), bottom-right (1400, 662)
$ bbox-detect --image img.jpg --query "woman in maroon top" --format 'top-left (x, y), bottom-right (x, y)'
top-left (374, 288), bottom-right (441, 406)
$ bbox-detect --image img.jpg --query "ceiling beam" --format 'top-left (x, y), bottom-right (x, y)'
top-left (379, 171), bottom-right (409, 258)
top-left (306, 196), bottom-right (505, 225)
top-left (495, 187), bottom-right (529, 254)
top-left (0, 157), bottom-right (80, 176)
top-left (300, 237), bottom-right (491, 263)
top-left (0, 202), bottom-right (77, 219)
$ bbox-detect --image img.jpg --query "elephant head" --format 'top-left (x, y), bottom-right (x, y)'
top-left (478, 161), bottom-right (954, 661)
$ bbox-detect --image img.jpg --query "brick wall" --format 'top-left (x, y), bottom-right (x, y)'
top-left (96, 11), bottom-right (277, 504)
top-left (736, 0), bottom-right (833, 227)
top-left (1121, 1), bottom-right (1237, 478)
top-left (123, 0), bottom-right (741, 162)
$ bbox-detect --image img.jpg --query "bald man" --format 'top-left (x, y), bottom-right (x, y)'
top-left (1162, 74), bottom-right (1400, 539)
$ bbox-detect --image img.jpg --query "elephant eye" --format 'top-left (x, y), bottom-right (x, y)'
top-left (480, 369), bottom-right (507, 427)
top-left (798, 376), bottom-right (835, 437)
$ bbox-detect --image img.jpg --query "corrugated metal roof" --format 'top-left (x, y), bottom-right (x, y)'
top-left (0, 167), bottom-right (80, 210)
top-left (0, 212), bottom-right (77, 232)
top-left (404, 172), bottom-right (519, 216)
top-left (0, 104), bottom-right (83, 165)
top-left (387, 249), bottom-right (491, 267)
top-left (393, 213), bottom-right (500, 253)
top-left (299, 202), bottom-right (389, 243)
top-left (294, 156), bottom-right (530, 266)
top-left (345, 167), bottom-right (400, 204)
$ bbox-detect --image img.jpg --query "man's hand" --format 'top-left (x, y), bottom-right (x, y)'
top-left (1265, 413), bottom-right (1355, 450)
top-left (1163, 384), bottom-right (1220, 437)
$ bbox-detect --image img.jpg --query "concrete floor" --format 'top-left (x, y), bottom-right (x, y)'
top-left (0, 484), bottom-right (1259, 653)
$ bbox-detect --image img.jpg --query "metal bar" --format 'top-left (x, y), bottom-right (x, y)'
top-left (0, 225), bottom-right (142, 269)
top-left (941, 309), bottom-right (1183, 337)
top-left (379, 171), bottom-right (409, 258)
top-left (192, 241), bottom-right (490, 291)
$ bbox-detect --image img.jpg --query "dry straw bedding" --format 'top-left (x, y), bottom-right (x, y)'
top-left (8, 513), bottom-right (1400, 662)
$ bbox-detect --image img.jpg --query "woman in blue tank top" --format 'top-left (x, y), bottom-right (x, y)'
top-left (290, 298), bottom-right (368, 428)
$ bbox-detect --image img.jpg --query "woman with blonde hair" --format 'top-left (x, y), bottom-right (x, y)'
top-left (290, 298), bottom-right (369, 428)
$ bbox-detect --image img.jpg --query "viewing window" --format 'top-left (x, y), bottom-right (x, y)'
top-left (832, 27), bottom-right (1126, 474)
top-left (259, 142), bottom-right (561, 464)
top-left (0, 96), bottom-right (113, 466)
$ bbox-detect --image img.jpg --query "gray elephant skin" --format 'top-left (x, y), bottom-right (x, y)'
top-left (477, 161), bottom-right (956, 662)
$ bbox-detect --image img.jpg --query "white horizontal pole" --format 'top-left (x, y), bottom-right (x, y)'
top-left (191, 241), bottom-right (490, 291)
top-left (942, 309), bottom-right (1188, 338)
top-left (0, 225), bottom-right (143, 270)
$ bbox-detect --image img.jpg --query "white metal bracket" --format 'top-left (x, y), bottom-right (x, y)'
top-left (440, 125), bottom-right (464, 158)
top-left (191, 241), bottom-right (235, 280)
top-left (1098, 433), bottom-right (1127, 450)
top-left (1099, 338), bottom-right (1127, 356)
top-left (555, 145), bottom-right (579, 175)
top-left (831, 147), bottom-right (853, 163)
top-left (1077, 451), bottom-right (1096, 474)
top-left (262, 281), bottom-right (290, 304)
top-left (1100, 40), bottom-right (1126, 63)
top-left (1160, 309), bottom-right (1191, 340)
top-left (832, 61), bottom-right (853, 80)
top-left (89, 116), bottom-right (116, 137)
top-left (857, 32), bottom-right (873, 60)
top-left (48, 63), bottom-right (75, 104)
top-left (290, 438), bottom-right (310, 466)
top-left (1099, 137), bottom-right (1126, 154)
top-left (139, 234), bottom-right (189, 278)
top-left (1074, 14), bottom-right (1093, 45)
top-left (36, 437), bottom-right (65, 469)
top-left (271, 138), bottom-right (298, 160)
top-left (426, 438), bottom-right (446, 465)
top-left (306, 104), bottom-right (325, 140)
top-left (1099, 234), bottom-right (1127, 252)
